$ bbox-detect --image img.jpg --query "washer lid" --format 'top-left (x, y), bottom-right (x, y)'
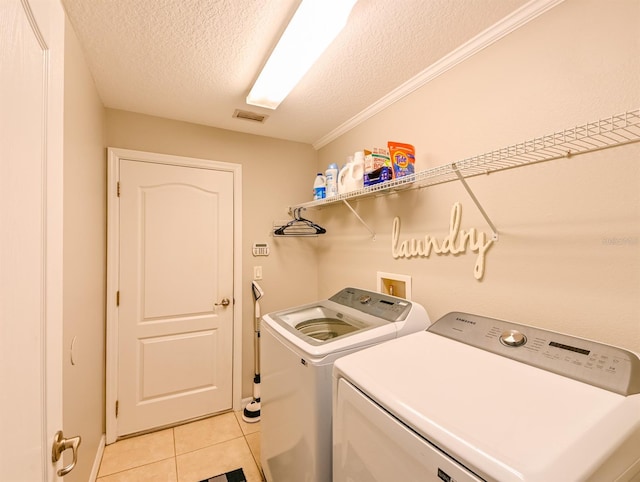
top-left (262, 306), bottom-right (397, 359)
top-left (262, 288), bottom-right (430, 358)
top-left (333, 331), bottom-right (640, 482)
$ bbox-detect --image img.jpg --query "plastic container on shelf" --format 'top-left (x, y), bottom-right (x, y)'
top-left (325, 163), bottom-right (339, 197)
top-left (338, 152), bottom-right (364, 194)
top-left (313, 173), bottom-right (326, 200)
top-left (388, 142), bottom-right (415, 179)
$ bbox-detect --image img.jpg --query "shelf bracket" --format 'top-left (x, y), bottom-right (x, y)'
top-left (451, 163), bottom-right (499, 241)
top-left (342, 200), bottom-right (376, 240)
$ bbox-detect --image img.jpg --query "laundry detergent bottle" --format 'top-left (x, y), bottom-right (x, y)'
top-left (338, 152), bottom-right (364, 194)
top-left (313, 173), bottom-right (326, 200)
top-left (325, 163), bottom-right (339, 197)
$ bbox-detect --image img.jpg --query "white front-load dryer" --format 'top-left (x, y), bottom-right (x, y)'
top-left (260, 287), bottom-right (431, 482)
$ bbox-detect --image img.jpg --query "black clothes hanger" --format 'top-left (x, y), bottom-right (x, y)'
top-left (273, 207), bottom-right (326, 236)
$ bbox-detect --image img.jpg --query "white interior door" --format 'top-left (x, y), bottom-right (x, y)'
top-left (0, 0), bottom-right (64, 480)
top-left (115, 158), bottom-right (235, 437)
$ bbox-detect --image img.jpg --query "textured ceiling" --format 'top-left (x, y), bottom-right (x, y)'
top-left (61, 0), bottom-right (531, 146)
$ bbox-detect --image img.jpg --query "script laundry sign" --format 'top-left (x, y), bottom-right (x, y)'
top-left (391, 202), bottom-right (495, 280)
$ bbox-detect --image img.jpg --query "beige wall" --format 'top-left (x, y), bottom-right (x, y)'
top-left (105, 110), bottom-right (319, 398)
top-left (317, 0), bottom-right (640, 352)
top-left (62, 17), bottom-right (107, 482)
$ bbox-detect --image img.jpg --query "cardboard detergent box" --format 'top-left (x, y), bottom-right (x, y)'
top-left (363, 147), bottom-right (392, 186)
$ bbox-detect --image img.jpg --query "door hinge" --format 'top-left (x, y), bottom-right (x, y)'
top-left (117, 182), bottom-right (121, 197)
top-left (116, 291), bottom-right (120, 306)
top-left (115, 400), bottom-right (119, 418)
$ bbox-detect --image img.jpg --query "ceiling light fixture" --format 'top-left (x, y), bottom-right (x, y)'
top-left (246, 0), bottom-right (358, 110)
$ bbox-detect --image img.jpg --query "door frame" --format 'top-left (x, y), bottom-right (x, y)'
top-left (106, 148), bottom-right (243, 444)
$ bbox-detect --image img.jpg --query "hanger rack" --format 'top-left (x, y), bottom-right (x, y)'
top-left (273, 207), bottom-right (326, 237)
top-left (286, 108), bottom-right (640, 237)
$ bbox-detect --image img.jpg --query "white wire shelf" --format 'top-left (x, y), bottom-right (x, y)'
top-left (289, 108), bottom-right (640, 213)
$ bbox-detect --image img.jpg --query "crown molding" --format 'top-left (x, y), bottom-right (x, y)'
top-left (312, 0), bottom-right (565, 150)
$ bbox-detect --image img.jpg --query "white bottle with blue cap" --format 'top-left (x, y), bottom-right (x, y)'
top-left (325, 163), bottom-right (339, 197)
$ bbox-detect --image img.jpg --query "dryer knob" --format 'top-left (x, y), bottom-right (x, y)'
top-left (359, 295), bottom-right (372, 304)
top-left (500, 330), bottom-right (527, 347)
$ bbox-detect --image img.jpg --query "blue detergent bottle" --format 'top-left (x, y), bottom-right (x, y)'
top-left (313, 173), bottom-right (326, 200)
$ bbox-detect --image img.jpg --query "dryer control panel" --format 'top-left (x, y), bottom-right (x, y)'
top-left (329, 287), bottom-right (412, 322)
top-left (429, 312), bottom-right (640, 395)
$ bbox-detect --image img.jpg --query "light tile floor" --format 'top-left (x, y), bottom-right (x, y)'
top-left (97, 411), bottom-right (263, 482)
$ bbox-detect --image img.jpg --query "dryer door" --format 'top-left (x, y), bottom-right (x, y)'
top-left (333, 378), bottom-right (485, 482)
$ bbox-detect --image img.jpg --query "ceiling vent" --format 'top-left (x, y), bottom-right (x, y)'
top-left (233, 109), bottom-right (268, 123)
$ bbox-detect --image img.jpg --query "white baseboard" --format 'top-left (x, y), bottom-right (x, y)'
top-left (89, 434), bottom-right (106, 482)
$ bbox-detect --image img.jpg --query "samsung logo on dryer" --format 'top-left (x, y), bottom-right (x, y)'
top-left (456, 317), bottom-right (476, 325)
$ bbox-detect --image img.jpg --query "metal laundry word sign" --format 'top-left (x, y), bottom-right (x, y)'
top-left (391, 202), bottom-right (495, 280)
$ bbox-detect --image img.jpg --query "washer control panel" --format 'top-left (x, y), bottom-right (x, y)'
top-left (329, 287), bottom-right (412, 322)
top-left (428, 312), bottom-right (640, 395)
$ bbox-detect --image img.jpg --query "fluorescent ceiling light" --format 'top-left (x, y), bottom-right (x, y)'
top-left (246, 0), bottom-right (357, 110)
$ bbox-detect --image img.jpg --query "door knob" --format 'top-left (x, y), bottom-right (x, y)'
top-left (52, 431), bottom-right (81, 476)
top-left (215, 298), bottom-right (230, 307)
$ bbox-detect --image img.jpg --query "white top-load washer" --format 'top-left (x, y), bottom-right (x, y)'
top-left (260, 287), bottom-right (431, 482)
top-left (333, 311), bottom-right (640, 482)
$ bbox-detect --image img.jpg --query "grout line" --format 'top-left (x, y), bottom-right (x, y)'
top-left (172, 428), bottom-right (179, 482)
top-left (175, 434), bottom-right (249, 457)
top-left (244, 433), bottom-right (261, 472)
top-left (97, 456), bottom-right (176, 479)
